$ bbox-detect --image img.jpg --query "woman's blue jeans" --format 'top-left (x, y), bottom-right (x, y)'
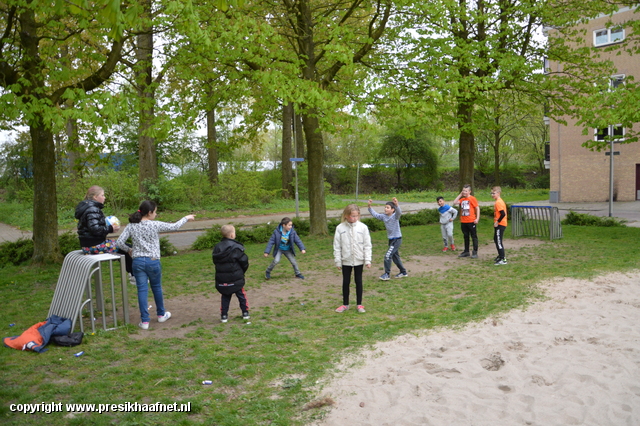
top-left (132, 257), bottom-right (165, 323)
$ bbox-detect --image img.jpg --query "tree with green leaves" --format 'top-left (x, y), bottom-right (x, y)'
top-left (540, 2), bottom-right (640, 151)
top-left (391, 0), bottom-right (549, 190)
top-left (236, 0), bottom-right (394, 235)
top-left (475, 91), bottom-right (544, 184)
top-left (378, 118), bottom-right (438, 189)
top-left (0, 1), bottom-right (128, 263)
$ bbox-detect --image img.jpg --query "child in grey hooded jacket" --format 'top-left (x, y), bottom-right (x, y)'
top-left (437, 196), bottom-right (458, 252)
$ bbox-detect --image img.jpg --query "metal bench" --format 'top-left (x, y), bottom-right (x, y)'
top-left (48, 250), bottom-right (130, 333)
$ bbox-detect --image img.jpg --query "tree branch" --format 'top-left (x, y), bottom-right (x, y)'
top-left (50, 37), bottom-right (125, 104)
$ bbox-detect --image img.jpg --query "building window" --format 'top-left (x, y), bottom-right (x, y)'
top-left (594, 28), bottom-right (624, 46)
top-left (611, 75), bottom-right (625, 89)
top-left (595, 126), bottom-right (624, 142)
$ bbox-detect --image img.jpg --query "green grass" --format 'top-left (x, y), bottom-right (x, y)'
top-left (2, 216), bottom-right (636, 426)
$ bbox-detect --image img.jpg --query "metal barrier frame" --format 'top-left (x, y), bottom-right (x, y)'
top-left (48, 250), bottom-right (129, 332)
top-left (511, 205), bottom-right (563, 240)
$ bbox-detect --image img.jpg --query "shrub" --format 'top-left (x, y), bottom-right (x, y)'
top-left (400, 208), bottom-right (439, 226)
top-left (0, 238), bottom-right (34, 267)
top-left (562, 211), bottom-right (626, 227)
top-left (160, 237), bottom-right (178, 257)
top-left (291, 218), bottom-right (310, 236)
top-left (154, 170), bottom-right (216, 210)
top-left (0, 231), bottom-right (81, 268)
top-left (214, 172), bottom-right (279, 209)
top-left (59, 231), bottom-right (80, 255)
top-left (56, 171), bottom-right (140, 212)
top-left (234, 224), bottom-right (274, 245)
top-left (530, 172), bottom-right (550, 189)
top-left (192, 226), bottom-right (223, 250)
top-left (498, 165), bottom-right (527, 189)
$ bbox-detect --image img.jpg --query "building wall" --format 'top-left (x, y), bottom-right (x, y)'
top-left (549, 8), bottom-right (640, 202)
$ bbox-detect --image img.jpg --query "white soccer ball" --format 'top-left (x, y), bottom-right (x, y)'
top-left (106, 215), bottom-right (120, 227)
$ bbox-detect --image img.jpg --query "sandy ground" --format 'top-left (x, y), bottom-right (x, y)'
top-left (312, 271), bottom-right (640, 426)
top-left (80, 238), bottom-right (639, 425)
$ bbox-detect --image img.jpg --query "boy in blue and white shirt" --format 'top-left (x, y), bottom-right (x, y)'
top-left (436, 196), bottom-right (458, 252)
top-left (368, 197), bottom-right (408, 280)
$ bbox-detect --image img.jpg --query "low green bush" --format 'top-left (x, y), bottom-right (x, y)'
top-left (192, 225), bottom-right (223, 250)
top-left (160, 236), bottom-right (178, 257)
top-left (0, 231), bottom-right (80, 268)
top-left (192, 207), bottom-right (448, 250)
top-left (0, 238), bottom-right (34, 267)
top-left (214, 172), bottom-right (280, 209)
top-left (400, 208), bottom-right (439, 226)
top-left (562, 211), bottom-right (626, 227)
top-left (59, 231), bottom-right (80, 254)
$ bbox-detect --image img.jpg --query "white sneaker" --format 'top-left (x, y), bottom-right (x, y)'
top-left (158, 312), bottom-right (171, 323)
top-left (129, 274), bottom-right (137, 285)
top-left (138, 322), bottom-right (149, 330)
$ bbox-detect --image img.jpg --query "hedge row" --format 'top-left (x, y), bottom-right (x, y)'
top-left (0, 232), bottom-right (176, 268)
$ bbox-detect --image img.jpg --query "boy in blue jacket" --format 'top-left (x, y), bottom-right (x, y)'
top-left (264, 217), bottom-right (306, 280)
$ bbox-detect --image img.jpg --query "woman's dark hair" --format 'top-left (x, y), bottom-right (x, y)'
top-left (280, 217), bottom-right (292, 227)
top-left (129, 200), bottom-right (157, 223)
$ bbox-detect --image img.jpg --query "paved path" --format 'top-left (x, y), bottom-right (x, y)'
top-left (1, 199), bottom-right (638, 249)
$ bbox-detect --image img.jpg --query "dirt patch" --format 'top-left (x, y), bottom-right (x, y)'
top-left (127, 269), bottom-right (342, 340)
top-left (127, 238), bottom-right (546, 339)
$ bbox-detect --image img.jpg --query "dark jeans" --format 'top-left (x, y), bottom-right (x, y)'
top-left (460, 222), bottom-right (478, 253)
top-left (342, 265), bottom-right (364, 306)
top-left (221, 288), bottom-right (249, 316)
top-left (384, 238), bottom-right (406, 275)
top-left (494, 225), bottom-right (506, 259)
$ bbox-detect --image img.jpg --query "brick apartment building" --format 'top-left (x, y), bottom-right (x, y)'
top-left (546, 6), bottom-right (640, 202)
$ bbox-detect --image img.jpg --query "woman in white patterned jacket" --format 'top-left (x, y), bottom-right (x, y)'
top-left (117, 200), bottom-right (194, 330)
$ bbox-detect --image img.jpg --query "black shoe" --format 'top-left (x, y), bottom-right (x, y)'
top-left (265, 271), bottom-right (270, 280)
top-left (471, 251), bottom-right (478, 258)
top-left (221, 315), bottom-right (228, 323)
top-left (458, 252), bottom-right (470, 258)
top-left (242, 312), bottom-right (250, 320)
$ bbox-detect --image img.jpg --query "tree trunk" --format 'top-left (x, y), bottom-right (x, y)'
top-left (457, 101), bottom-right (475, 190)
top-left (294, 108), bottom-right (305, 159)
top-left (31, 122), bottom-right (62, 263)
top-left (206, 107), bottom-right (219, 184)
top-left (302, 112), bottom-right (328, 235)
top-left (298, 0), bottom-right (326, 234)
top-left (19, 7), bottom-right (61, 263)
top-left (282, 102), bottom-right (293, 198)
top-left (493, 127), bottom-right (501, 185)
top-left (66, 116), bottom-right (82, 182)
top-left (136, 3), bottom-right (157, 195)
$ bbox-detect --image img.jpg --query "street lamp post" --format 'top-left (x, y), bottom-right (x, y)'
top-left (608, 124), bottom-right (614, 217)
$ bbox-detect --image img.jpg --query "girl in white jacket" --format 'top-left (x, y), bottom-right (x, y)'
top-left (333, 204), bottom-right (372, 313)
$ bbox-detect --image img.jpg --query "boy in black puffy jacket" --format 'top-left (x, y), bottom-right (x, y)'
top-left (212, 225), bottom-right (250, 323)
